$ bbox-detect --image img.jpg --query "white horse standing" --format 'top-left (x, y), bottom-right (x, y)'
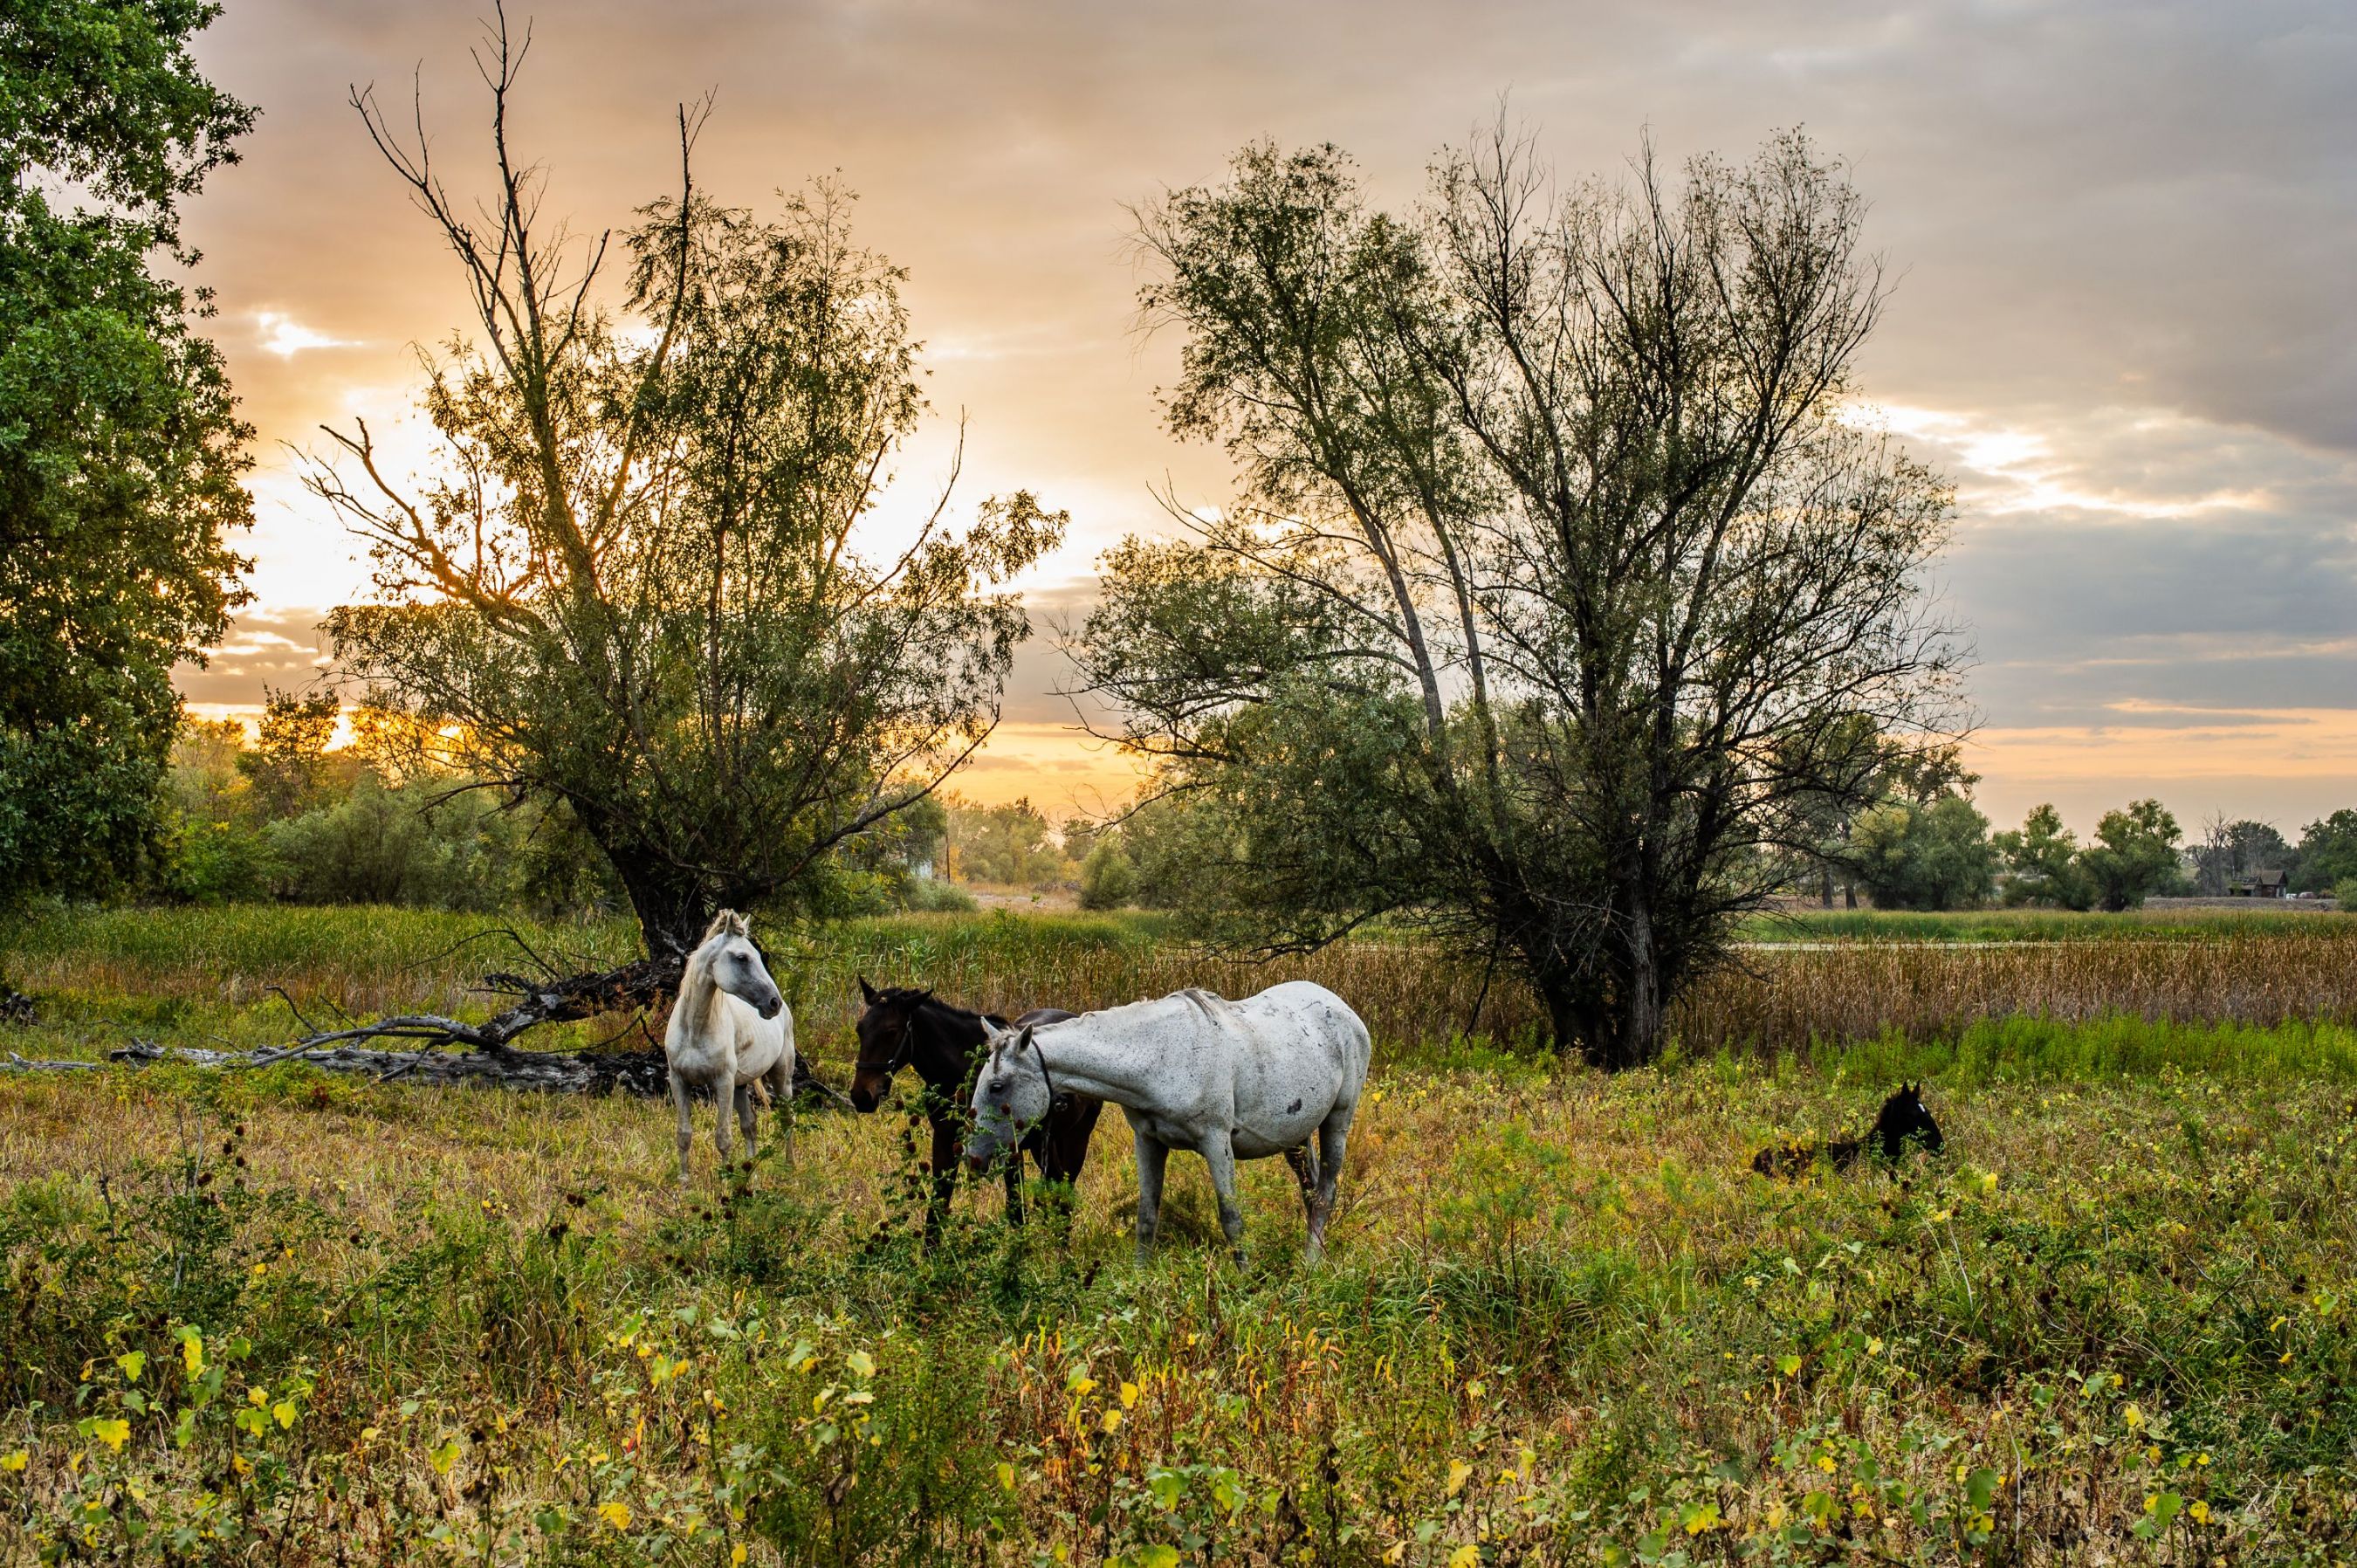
top-left (663, 911), bottom-right (794, 1185)
top-left (965, 981), bottom-right (1371, 1263)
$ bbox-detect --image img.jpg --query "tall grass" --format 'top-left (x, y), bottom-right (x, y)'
top-left (9, 901), bottom-right (2357, 1061)
top-left (5, 904), bottom-right (2357, 1559)
top-left (1739, 904), bottom-right (2353, 944)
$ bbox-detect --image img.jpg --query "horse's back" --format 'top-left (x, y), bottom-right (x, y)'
top-left (1234, 981), bottom-right (1371, 1077)
top-left (1221, 981), bottom-right (1370, 1152)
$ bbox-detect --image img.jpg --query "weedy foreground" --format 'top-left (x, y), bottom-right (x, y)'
top-left (0, 904), bottom-right (2353, 1562)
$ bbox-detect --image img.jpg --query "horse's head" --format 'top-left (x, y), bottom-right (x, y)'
top-left (1870, 1082), bottom-right (1943, 1159)
top-left (850, 977), bottom-right (930, 1112)
top-left (965, 1021), bottom-right (1051, 1173)
top-left (698, 910), bottom-right (783, 1021)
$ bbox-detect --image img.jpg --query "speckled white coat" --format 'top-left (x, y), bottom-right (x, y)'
top-left (967, 981), bottom-right (1371, 1262)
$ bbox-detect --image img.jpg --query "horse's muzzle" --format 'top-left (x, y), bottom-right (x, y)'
top-left (756, 994), bottom-right (782, 1020)
top-left (848, 1082), bottom-right (880, 1114)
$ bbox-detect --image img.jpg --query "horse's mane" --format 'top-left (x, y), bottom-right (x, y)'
top-left (872, 987), bottom-right (993, 1027)
top-left (678, 910), bottom-right (752, 1028)
top-left (1176, 987), bottom-right (1233, 1019)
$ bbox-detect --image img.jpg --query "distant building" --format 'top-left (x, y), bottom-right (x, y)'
top-left (2230, 868), bottom-right (2289, 897)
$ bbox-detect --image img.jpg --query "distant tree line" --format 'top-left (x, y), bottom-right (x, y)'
top-left (1074, 781), bottom-right (2357, 918)
top-left (146, 692), bottom-right (950, 919)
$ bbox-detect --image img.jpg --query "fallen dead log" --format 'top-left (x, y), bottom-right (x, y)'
top-left (3, 1040), bottom-right (849, 1107)
top-left (269, 952), bottom-right (690, 1054)
top-left (0, 929), bottom-right (852, 1107)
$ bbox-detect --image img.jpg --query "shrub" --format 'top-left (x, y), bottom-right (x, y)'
top-left (902, 875), bottom-right (978, 913)
top-left (1077, 837), bottom-right (1137, 910)
top-left (265, 775), bottom-right (518, 910)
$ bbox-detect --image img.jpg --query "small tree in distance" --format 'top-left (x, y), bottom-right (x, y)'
top-left (1993, 804), bottom-right (2092, 909)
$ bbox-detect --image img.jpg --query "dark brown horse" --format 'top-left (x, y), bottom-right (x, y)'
top-left (1752, 1083), bottom-right (1945, 1177)
top-left (850, 979), bottom-right (1103, 1242)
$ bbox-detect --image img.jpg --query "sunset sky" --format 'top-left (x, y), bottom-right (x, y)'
top-left (172, 0), bottom-right (2356, 836)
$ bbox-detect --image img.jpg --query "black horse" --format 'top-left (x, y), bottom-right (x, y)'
top-left (850, 979), bottom-right (1104, 1241)
top-left (1752, 1083), bottom-right (1944, 1177)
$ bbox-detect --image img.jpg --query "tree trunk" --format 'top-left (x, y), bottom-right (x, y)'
top-left (1541, 981), bottom-right (1587, 1064)
top-left (1531, 930), bottom-right (1663, 1072)
top-left (1613, 897), bottom-right (1664, 1072)
top-left (609, 849), bottom-right (715, 959)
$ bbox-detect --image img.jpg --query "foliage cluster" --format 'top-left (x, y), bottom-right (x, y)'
top-left (0, 0), bottom-right (253, 901)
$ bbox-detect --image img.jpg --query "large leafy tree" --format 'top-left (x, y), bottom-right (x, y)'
top-left (1993, 803), bottom-right (2092, 909)
top-left (2294, 809), bottom-right (2357, 894)
top-left (307, 12), bottom-right (1060, 973)
top-left (0, 0), bottom-right (255, 897)
top-left (1075, 130), bottom-right (1962, 1068)
top-left (2078, 800), bottom-right (2185, 912)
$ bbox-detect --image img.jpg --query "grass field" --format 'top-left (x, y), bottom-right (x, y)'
top-left (1, 903), bottom-right (2354, 1563)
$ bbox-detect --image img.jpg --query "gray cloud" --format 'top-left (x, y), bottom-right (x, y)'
top-left (166, 0), bottom-right (2357, 825)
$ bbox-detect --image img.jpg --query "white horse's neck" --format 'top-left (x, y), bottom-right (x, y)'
top-left (674, 944), bottom-right (726, 1045)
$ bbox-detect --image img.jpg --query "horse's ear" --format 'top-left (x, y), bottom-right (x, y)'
top-left (859, 976), bottom-right (879, 1005)
top-left (1020, 1025), bottom-right (1038, 1055)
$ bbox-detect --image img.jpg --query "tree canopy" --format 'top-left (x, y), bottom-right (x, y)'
top-left (307, 13), bottom-right (1060, 957)
top-left (0, 0), bottom-right (254, 898)
top-left (1075, 128), bottom-right (1962, 1066)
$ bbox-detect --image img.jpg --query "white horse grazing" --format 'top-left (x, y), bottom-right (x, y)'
top-left (965, 982), bottom-right (1371, 1263)
top-left (663, 911), bottom-right (794, 1185)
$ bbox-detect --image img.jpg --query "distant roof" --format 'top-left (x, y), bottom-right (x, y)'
top-left (2255, 868), bottom-right (2288, 886)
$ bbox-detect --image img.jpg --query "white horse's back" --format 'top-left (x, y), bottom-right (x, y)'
top-left (1201, 982), bottom-right (1369, 1156)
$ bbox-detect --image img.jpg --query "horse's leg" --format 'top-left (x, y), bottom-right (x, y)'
top-left (1306, 1105), bottom-right (1357, 1262)
top-left (767, 1059), bottom-right (794, 1169)
top-left (1131, 1131), bottom-right (1168, 1264)
top-left (670, 1074), bottom-right (696, 1187)
top-left (1039, 1101), bottom-right (1096, 1234)
top-left (1003, 1151), bottom-right (1027, 1230)
top-left (735, 1083), bottom-right (759, 1167)
top-left (1282, 1145), bottom-right (1321, 1227)
top-left (1200, 1135), bottom-right (1246, 1264)
top-left (712, 1073), bottom-right (734, 1171)
top-left (924, 1117), bottom-right (960, 1248)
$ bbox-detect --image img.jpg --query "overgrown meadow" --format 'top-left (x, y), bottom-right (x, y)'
top-left (1, 904), bottom-right (2354, 1564)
